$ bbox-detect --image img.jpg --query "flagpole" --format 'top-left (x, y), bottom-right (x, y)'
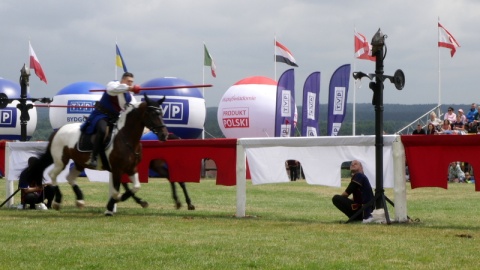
top-left (115, 40), bottom-right (118, 80)
top-left (27, 40), bottom-right (31, 94)
top-left (202, 42), bottom-right (206, 140)
top-left (352, 27), bottom-right (357, 136)
top-left (274, 35), bottom-right (277, 81)
top-left (437, 18), bottom-right (441, 116)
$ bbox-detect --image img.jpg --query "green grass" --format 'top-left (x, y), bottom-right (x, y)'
top-left (1, 177), bottom-right (479, 270)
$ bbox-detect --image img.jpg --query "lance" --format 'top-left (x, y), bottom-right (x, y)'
top-left (34, 104), bottom-right (95, 108)
top-left (89, 84), bottom-right (213, 92)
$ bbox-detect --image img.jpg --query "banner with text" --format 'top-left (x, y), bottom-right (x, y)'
top-left (274, 69), bottom-right (295, 137)
top-left (301, 71), bottom-right (320, 136)
top-left (327, 64), bottom-right (351, 136)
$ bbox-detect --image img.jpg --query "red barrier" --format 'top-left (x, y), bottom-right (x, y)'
top-left (137, 138), bottom-right (238, 186)
top-left (401, 135), bottom-right (480, 191)
top-left (0, 139), bottom-right (237, 186)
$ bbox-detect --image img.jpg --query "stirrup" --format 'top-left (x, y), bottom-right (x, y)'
top-left (87, 158), bottom-right (97, 168)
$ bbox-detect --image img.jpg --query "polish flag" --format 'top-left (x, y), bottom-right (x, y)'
top-left (354, 31), bottom-right (376, 61)
top-left (438, 22), bottom-right (460, 57)
top-left (29, 42), bottom-right (48, 84)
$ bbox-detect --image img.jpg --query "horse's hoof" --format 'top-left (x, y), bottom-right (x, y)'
top-left (104, 210), bottom-right (114, 216)
top-left (76, 200), bottom-right (85, 209)
top-left (139, 201), bottom-right (149, 208)
top-left (175, 202), bottom-right (182, 209)
top-left (52, 202), bottom-right (61, 211)
top-left (188, 204), bottom-right (196, 210)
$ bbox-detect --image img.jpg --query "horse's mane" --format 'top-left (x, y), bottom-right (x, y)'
top-left (117, 102), bottom-right (143, 130)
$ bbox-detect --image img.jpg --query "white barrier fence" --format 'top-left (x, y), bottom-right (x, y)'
top-left (3, 141), bottom-right (109, 207)
top-left (4, 136), bottom-right (408, 222)
top-left (235, 135), bottom-right (407, 222)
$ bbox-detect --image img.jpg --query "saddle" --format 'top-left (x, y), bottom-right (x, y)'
top-left (77, 128), bottom-right (114, 152)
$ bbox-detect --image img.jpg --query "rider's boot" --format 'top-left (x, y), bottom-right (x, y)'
top-left (87, 135), bottom-right (101, 168)
top-left (87, 152), bottom-right (98, 168)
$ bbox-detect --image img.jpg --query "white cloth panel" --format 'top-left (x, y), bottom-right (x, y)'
top-left (240, 135), bottom-right (396, 188)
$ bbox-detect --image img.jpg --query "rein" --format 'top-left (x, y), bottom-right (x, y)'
top-left (112, 104), bottom-right (165, 162)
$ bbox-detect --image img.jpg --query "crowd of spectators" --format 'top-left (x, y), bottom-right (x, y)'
top-left (412, 103), bottom-right (480, 136)
top-left (410, 103), bottom-right (479, 184)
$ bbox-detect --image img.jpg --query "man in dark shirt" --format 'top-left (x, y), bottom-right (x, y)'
top-left (286, 160), bottom-right (299, 181)
top-left (18, 157), bottom-right (55, 209)
top-left (332, 160), bottom-right (374, 221)
top-left (412, 124), bottom-right (426, 135)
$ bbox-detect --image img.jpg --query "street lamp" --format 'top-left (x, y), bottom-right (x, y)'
top-left (350, 28), bottom-right (405, 224)
top-left (0, 64), bottom-right (52, 141)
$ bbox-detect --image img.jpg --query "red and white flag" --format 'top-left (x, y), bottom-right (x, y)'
top-left (354, 31), bottom-right (376, 62)
top-left (438, 22), bottom-right (460, 57)
top-left (275, 40), bottom-right (298, 67)
top-left (29, 42), bottom-right (48, 84)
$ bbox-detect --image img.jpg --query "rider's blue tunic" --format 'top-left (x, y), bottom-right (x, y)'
top-left (81, 92), bottom-right (132, 135)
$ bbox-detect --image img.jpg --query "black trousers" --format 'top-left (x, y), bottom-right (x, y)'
top-left (332, 194), bottom-right (363, 221)
top-left (92, 119), bottom-right (108, 157)
top-left (289, 166), bottom-right (298, 181)
top-left (24, 185), bottom-right (55, 209)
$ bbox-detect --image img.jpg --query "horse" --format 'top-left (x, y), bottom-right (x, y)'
top-left (29, 93), bottom-right (168, 215)
top-left (122, 159), bottom-right (195, 210)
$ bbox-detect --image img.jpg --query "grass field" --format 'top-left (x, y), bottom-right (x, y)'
top-left (1, 177), bottom-right (479, 270)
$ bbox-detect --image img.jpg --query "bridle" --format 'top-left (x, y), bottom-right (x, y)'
top-left (145, 105), bottom-right (166, 136)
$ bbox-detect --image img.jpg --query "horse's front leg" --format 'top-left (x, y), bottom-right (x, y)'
top-left (66, 164), bottom-right (85, 209)
top-left (48, 163), bottom-right (65, 211)
top-left (122, 181), bottom-right (149, 208)
top-left (178, 182), bottom-right (195, 210)
top-left (105, 172), bottom-right (121, 216)
top-left (170, 181), bottom-right (182, 209)
top-left (119, 173), bottom-right (141, 202)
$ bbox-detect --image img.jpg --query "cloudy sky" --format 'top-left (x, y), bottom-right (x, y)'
top-left (0, 0), bottom-right (477, 108)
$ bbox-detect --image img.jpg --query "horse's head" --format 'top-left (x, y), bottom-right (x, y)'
top-left (143, 93), bottom-right (169, 141)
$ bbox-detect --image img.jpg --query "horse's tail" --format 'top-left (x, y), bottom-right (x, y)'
top-left (28, 131), bottom-right (57, 187)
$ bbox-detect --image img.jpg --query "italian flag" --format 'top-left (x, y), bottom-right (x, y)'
top-left (204, 44), bottom-right (216, 78)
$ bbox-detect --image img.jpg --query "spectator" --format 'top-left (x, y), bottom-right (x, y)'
top-left (428, 111), bottom-right (442, 128)
top-left (405, 162), bottom-right (410, 182)
top-left (457, 109), bottom-right (467, 125)
top-left (444, 107), bottom-right (457, 127)
top-left (464, 123), bottom-right (476, 134)
top-left (286, 160), bottom-right (299, 181)
top-left (474, 104), bottom-right (480, 126)
top-left (332, 160), bottom-right (374, 222)
top-left (466, 103), bottom-right (478, 124)
top-left (465, 172), bottom-right (475, 183)
top-left (448, 162), bottom-right (466, 183)
top-left (426, 123), bottom-right (437, 135)
top-left (18, 157), bottom-right (55, 209)
top-left (438, 119), bottom-right (452, 134)
top-left (452, 115), bottom-right (467, 135)
top-left (412, 124), bottom-right (426, 135)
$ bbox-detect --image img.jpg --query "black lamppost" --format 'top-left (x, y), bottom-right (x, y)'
top-left (350, 29), bottom-right (405, 224)
top-left (0, 64), bottom-right (51, 141)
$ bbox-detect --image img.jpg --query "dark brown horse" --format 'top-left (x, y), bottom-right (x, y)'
top-left (29, 94), bottom-right (168, 215)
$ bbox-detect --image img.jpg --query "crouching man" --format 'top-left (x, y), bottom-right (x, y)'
top-left (332, 160), bottom-right (374, 222)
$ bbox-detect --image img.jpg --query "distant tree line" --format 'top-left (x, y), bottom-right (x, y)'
top-left (29, 103), bottom-right (469, 141)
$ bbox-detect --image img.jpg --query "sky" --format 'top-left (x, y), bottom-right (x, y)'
top-left (0, 0), bottom-right (478, 108)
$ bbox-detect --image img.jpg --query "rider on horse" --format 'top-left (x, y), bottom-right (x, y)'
top-left (82, 72), bottom-right (141, 168)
